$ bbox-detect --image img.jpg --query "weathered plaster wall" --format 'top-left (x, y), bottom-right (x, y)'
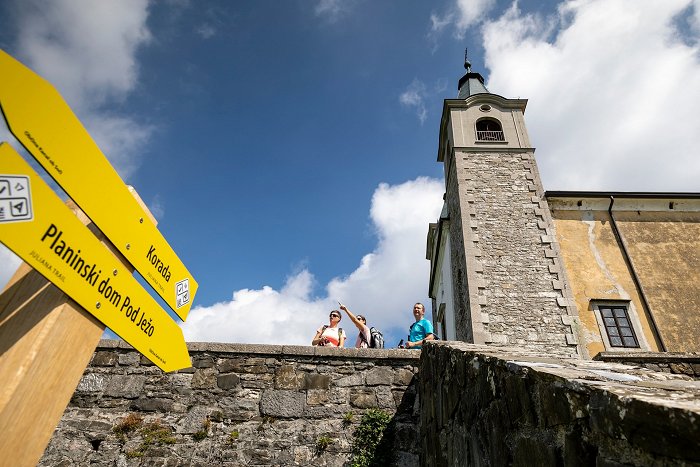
top-left (419, 341), bottom-right (700, 466)
top-left (550, 210), bottom-right (657, 356)
top-left (615, 212), bottom-right (700, 352)
top-left (40, 341), bottom-right (421, 466)
top-left (550, 204), bottom-right (700, 354)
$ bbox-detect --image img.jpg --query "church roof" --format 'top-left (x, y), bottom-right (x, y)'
top-left (457, 59), bottom-right (489, 99)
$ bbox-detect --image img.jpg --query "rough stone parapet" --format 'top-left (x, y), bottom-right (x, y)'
top-left (596, 351), bottom-right (700, 379)
top-left (40, 341), bottom-right (421, 466)
top-left (419, 341), bottom-right (700, 466)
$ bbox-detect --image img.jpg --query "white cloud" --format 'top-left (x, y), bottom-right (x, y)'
top-left (196, 23), bottom-right (217, 39)
top-left (399, 79), bottom-right (428, 124)
top-left (315, 0), bottom-right (349, 22)
top-left (11, 0), bottom-right (152, 180)
top-left (430, 0), bottom-right (497, 39)
top-left (181, 177), bottom-right (444, 345)
top-left (482, 0), bottom-right (700, 191)
top-left (455, 0), bottom-right (497, 31)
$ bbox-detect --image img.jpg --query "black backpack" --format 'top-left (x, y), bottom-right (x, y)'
top-left (368, 327), bottom-right (384, 349)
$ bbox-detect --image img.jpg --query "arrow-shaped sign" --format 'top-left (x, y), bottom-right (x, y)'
top-left (0, 143), bottom-right (190, 371)
top-left (0, 49), bottom-right (197, 320)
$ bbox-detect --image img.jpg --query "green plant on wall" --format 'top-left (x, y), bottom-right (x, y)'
top-left (350, 409), bottom-right (393, 467)
top-left (315, 434), bottom-right (334, 455)
top-left (125, 419), bottom-right (176, 458)
top-left (112, 413), bottom-right (143, 442)
top-left (192, 417), bottom-right (211, 441)
top-left (226, 429), bottom-right (240, 445)
top-left (342, 411), bottom-right (354, 427)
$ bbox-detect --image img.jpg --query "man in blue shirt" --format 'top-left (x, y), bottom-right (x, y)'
top-left (406, 302), bottom-right (434, 349)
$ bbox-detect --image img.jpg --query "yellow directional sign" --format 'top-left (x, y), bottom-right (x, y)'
top-left (0, 143), bottom-right (190, 372)
top-left (0, 49), bottom-right (196, 320)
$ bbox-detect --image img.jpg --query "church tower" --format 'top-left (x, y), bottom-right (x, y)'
top-left (427, 58), bottom-right (584, 358)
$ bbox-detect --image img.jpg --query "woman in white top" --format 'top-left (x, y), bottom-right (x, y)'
top-left (312, 310), bottom-right (346, 347)
top-left (339, 304), bottom-right (371, 348)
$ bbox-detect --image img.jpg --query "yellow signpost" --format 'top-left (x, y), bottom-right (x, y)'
top-left (0, 143), bottom-right (190, 372)
top-left (0, 49), bottom-right (197, 320)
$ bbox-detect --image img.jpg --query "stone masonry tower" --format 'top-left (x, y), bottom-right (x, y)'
top-left (433, 58), bottom-right (583, 358)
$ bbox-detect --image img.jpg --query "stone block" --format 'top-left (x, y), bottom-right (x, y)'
top-left (76, 373), bottom-right (107, 393)
top-left (335, 372), bottom-right (364, 387)
top-left (91, 351), bottom-right (118, 366)
top-left (104, 375), bottom-right (145, 399)
top-left (376, 387), bottom-right (396, 409)
top-left (191, 367), bottom-right (217, 389)
top-left (274, 365), bottom-right (303, 390)
top-left (349, 388), bottom-right (378, 409)
top-left (260, 390), bottom-right (305, 418)
top-left (304, 373), bottom-right (331, 390)
top-left (217, 373), bottom-right (241, 390)
top-left (393, 369), bottom-right (415, 386)
top-left (306, 389), bottom-right (329, 406)
top-left (130, 397), bottom-right (173, 412)
top-left (192, 355), bottom-right (215, 368)
top-left (118, 353), bottom-right (140, 366)
top-left (366, 367), bottom-right (393, 386)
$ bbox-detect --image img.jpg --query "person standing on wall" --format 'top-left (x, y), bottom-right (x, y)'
top-left (405, 302), bottom-right (434, 349)
top-left (339, 303), bottom-right (371, 348)
top-left (312, 310), bottom-right (346, 347)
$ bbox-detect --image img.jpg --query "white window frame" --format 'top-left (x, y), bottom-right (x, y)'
top-left (591, 301), bottom-right (650, 352)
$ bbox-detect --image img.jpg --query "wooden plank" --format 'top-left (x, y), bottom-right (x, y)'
top-left (0, 197), bottom-right (154, 467)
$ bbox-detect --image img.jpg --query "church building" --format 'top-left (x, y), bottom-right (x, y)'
top-left (426, 60), bottom-right (700, 358)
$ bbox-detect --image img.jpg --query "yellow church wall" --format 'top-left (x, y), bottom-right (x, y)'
top-left (613, 211), bottom-right (700, 352)
top-left (550, 198), bottom-right (700, 355)
top-left (550, 210), bottom-right (659, 357)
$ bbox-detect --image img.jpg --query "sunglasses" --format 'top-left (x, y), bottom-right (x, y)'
top-left (330, 314), bottom-right (340, 318)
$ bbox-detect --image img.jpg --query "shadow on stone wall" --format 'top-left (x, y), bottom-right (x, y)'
top-left (419, 341), bottom-right (700, 466)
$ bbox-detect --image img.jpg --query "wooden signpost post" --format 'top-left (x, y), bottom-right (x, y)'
top-left (0, 50), bottom-right (197, 466)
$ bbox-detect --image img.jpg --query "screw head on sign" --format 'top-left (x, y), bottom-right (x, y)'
top-left (113, 269), bottom-right (118, 276)
top-left (96, 302), bottom-right (101, 309)
top-left (139, 217), bottom-right (144, 224)
top-left (126, 243), bottom-right (131, 250)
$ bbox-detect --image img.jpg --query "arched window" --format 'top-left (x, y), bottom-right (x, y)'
top-left (476, 118), bottom-right (505, 141)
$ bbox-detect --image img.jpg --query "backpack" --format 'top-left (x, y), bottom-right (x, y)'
top-left (368, 327), bottom-right (384, 349)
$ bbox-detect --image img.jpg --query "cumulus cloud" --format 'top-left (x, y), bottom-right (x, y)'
top-left (11, 0), bottom-right (152, 179)
top-left (181, 177), bottom-right (444, 345)
top-left (481, 0), bottom-right (700, 191)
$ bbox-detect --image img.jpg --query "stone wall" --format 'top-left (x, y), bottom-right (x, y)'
top-left (596, 352), bottom-right (700, 379)
top-left (40, 341), bottom-right (421, 466)
top-left (419, 341), bottom-right (700, 466)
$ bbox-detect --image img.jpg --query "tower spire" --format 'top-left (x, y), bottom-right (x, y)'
top-left (457, 48), bottom-right (489, 99)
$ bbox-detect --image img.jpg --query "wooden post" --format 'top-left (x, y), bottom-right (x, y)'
top-left (0, 192), bottom-right (155, 467)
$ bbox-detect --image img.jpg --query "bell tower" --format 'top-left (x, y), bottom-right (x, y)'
top-left (428, 57), bottom-right (583, 358)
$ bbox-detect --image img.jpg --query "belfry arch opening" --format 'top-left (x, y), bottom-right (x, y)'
top-left (476, 118), bottom-right (505, 142)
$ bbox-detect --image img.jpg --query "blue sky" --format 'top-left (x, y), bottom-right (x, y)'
top-left (1, 0), bottom-right (699, 347)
